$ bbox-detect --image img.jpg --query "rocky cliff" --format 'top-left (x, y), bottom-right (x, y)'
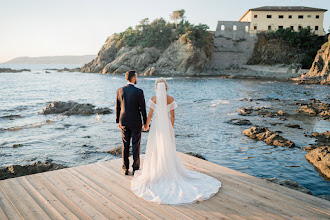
top-left (299, 35), bottom-right (330, 85)
top-left (247, 35), bottom-right (299, 65)
top-left (81, 34), bottom-right (213, 76)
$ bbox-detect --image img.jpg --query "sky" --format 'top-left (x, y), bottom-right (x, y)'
top-left (0, 0), bottom-right (329, 63)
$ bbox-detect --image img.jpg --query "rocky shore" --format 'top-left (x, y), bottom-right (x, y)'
top-left (235, 98), bottom-right (330, 180)
top-left (80, 34), bottom-right (213, 76)
top-left (242, 126), bottom-right (296, 148)
top-left (41, 101), bottom-right (112, 116)
top-left (294, 35), bottom-right (330, 85)
top-left (0, 68), bottom-right (30, 73)
top-left (0, 161), bottom-right (67, 180)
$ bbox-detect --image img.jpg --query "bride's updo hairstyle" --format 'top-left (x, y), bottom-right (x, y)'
top-left (155, 78), bottom-right (169, 91)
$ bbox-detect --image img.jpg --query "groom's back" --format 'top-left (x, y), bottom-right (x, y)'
top-left (116, 85), bottom-right (145, 129)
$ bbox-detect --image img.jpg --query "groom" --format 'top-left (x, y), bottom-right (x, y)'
top-left (116, 70), bottom-right (147, 176)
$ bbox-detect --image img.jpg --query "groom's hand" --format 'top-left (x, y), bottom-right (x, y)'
top-left (143, 124), bottom-right (148, 131)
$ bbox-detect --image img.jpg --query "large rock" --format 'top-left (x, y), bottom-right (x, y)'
top-left (102, 47), bottom-right (161, 74)
top-left (0, 161), bottom-right (67, 180)
top-left (242, 126), bottom-right (296, 148)
top-left (150, 37), bottom-right (212, 75)
top-left (305, 146), bottom-right (330, 178)
top-left (299, 35), bottom-right (330, 85)
top-left (41, 101), bottom-right (112, 116)
top-left (296, 101), bottom-right (330, 120)
top-left (238, 106), bottom-right (287, 119)
top-left (185, 152), bottom-right (206, 160)
top-left (247, 35), bottom-right (300, 65)
top-left (0, 68), bottom-right (30, 73)
top-left (81, 34), bottom-right (213, 76)
top-left (226, 118), bottom-right (252, 126)
top-left (81, 35), bottom-right (119, 73)
top-left (265, 177), bottom-right (312, 194)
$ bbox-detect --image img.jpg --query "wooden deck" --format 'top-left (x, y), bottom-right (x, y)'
top-left (0, 152), bottom-right (329, 220)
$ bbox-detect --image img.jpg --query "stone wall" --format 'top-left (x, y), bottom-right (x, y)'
top-left (209, 21), bottom-right (257, 70)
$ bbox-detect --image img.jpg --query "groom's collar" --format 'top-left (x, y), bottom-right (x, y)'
top-left (126, 82), bottom-right (135, 86)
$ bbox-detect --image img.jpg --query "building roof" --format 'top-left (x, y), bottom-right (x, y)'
top-left (239, 6), bottom-right (327, 21)
top-left (249, 6), bottom-right (327, 12)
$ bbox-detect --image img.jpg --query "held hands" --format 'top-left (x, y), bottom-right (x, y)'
top-left (143, 124), bottom-right (149, 131)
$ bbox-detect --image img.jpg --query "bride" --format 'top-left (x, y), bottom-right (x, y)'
top-left (131, 78), bottom-right (221, 205)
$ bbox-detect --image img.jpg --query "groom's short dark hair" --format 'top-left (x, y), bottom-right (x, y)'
top-left (125, 70), bottom-right (136, 82)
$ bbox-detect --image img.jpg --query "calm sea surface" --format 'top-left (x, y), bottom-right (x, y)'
top-left (0, 64), bottom-right (329, 196)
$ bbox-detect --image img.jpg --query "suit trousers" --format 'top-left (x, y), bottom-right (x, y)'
top-left (120, 126), bottom-right (141, 171)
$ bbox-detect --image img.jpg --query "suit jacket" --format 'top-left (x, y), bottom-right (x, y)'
top-left (116, 84), bottom-right (147, 130)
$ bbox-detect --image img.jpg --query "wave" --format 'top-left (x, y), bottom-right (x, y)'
top-left (143, 77), bottom-right (173, 81)
top-left (0, 115), bottom-right (65, 132)
top-left (210, 99), bottom-right (230, 107)
top-left (0, 114), bottom-right (24, 119)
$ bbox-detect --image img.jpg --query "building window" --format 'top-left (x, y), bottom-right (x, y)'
top-left (290, 26), bottom-right (294, 30)
top-left (316, 15), bottom-right (320, 19)
top-left (298, 25), bottom-right (302, 30)
top-left (307, 15), bottom-right (311, 18)
top-left (233, 25), bottom-right (237, 31)
top-left (254, 26), bottom-right (257, 30)
top-left (268, 26), bottom-right (271, 30)
top-left (220, 25), bottom-right (225, 31)
top-left (298, 15), bottom-right (303, 19)
top-left (307, 26), bottom-right (311, 29)
top-left (289, 15), bottom-right (292, 19)
top-left (254, 15), bottom-right (257, 18)
top-left (279, 15), bottom-right (284, 19)
top-left (267, 15), bottom-right (272, 18)
top-left (278, 26), bottom-right (283, 29)
top-left (245, 26), bottom-right (249, 32)
top-left (315, 26), bottom-right (319, 31)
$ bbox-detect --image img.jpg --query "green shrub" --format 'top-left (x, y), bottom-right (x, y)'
top-left (112, 12), bottom-right (210, 50)
top-left (260, 28), bottom-right (326, 68)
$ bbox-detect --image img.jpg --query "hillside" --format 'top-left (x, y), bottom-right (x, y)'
top-left (299, 35), bottom-right (330, 85)
top-left (81, 13), bottom-right (213, 76)
top-left (3, 55), bottom-right (96, 65)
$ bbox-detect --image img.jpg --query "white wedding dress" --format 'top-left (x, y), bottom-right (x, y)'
top-left (131, 82), bottom-right (221, 205)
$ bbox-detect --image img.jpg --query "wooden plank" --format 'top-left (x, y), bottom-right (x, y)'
top-left (15, 176), bottom-right (65, 220)
top-left (22, 174), bottom-right (79, 220)
top-left (103, 159), bottom-right (269, 219)
top-left (41, 170), bottom-right (109, 220)
top-left (178, 152), bottom-right (330, 214)
top-left (94, 162), bottom-right (208, 220)
top-left (107, 154), bottom-right (330, 219)
top-left (58, 168), bottom-right (135, 219)
top-left (106, 158), bottom-right (297, 220)
top-left (0, 178), bottom-right (50, 219)
top-left (0, 152), bottom-right (329, 220)
top-left (0, 186), bottom-right (22, 220)
top-left (0, 203), bottom-right (9, 220)
top-left (31, 173), bottom-right (93, 220)
top-left (64, 168), bottom-right (147, 220)
top-left (73, 163), bottom-right (180, 220)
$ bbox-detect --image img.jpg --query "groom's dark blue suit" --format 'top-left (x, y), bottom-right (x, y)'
top-left (116, 84), bottom-right (147, 172)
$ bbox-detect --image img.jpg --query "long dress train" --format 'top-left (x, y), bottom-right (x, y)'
top-left (131, 83), bottom-right (221, 205)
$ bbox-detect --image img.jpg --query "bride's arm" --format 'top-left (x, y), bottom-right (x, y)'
top-left (145, 108), bottom-right (153, 130)
top-left (170, 109), bottom-right (175, 127)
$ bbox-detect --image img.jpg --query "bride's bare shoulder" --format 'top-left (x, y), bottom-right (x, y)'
top-left (167, 95), bottom-right (174, 104)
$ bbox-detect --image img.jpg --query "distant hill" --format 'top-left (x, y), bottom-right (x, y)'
top-left (3, 55), bottom-right (96, 64)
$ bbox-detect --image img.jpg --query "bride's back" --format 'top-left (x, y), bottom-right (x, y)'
top-left (151, 95), bottom-right (174, 106)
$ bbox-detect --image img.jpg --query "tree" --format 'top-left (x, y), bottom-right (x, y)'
top-left (170, 9), bottom-right (185, 28)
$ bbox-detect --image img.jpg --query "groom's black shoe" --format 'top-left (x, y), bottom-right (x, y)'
top-left (132, 168), bottom-right (139, 176)
top-left (124, 170), bottom-right (129, 175)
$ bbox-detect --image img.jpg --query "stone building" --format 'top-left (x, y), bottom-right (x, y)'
top-left (209, 21), bottom-right (257, 70)
top-left (239, 6), bottom-right (327, 36)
